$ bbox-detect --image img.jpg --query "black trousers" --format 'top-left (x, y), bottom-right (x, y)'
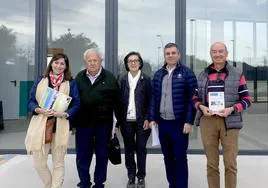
top-left (121, 121), bottom-right (151, 180)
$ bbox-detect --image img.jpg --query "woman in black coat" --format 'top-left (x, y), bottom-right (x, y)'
top-left (120, 51), bottom-right (152, 188)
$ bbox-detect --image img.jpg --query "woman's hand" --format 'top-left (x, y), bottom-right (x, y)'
top-left (53, 111), bottom-right (69, 119)
top-left (34, 107), bottom-right (54, 117)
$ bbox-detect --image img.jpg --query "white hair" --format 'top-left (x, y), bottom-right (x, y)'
top-left (83, 48), bottom-right (103, 61)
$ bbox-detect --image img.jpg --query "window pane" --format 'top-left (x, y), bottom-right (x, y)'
top-left (0, 0), bottom-right (35, 149)
top-left (118, 0), bottom-right (175, 77)
top-left (187, 0), bottom-right (268, 151)
top-left (48, 0), bottom-right (105, 149)
top-left (49, 0), bottom-right (105, 76)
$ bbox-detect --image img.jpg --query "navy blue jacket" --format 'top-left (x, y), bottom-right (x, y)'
top-left (28, 76), bottom-right (80, 128)
top-left (148, 63), bottom-right (197, 125)
top-left (120, 72), bottom-right (152, 126)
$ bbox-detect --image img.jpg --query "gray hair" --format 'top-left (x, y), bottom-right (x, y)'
top-left (210, 41), bottom-right (228, 52)
top-left (83, 48), bottom-right (103, 61)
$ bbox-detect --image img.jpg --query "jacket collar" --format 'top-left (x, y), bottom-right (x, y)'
top-left (162, 61), bottom-right (180, 68)
top-left (160, 61), bottom-right (183, 74)
top-left (205, 61), bottom-right (229, 75)
top-left (83, 67), bottom-right (105, 85)
top-left (124, 71), bottom-right (145, 89)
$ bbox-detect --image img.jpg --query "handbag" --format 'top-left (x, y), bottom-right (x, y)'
top-left (45, 118), bottom-right (55, 144)
top-left (108, 133), bottom-right (121, 165)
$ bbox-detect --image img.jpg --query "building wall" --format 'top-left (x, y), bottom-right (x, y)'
top-left (0, 0), bottom-right (267, 152)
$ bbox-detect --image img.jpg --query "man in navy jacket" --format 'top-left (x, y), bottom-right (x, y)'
top-left (149, 43), bottom-right (197, 188)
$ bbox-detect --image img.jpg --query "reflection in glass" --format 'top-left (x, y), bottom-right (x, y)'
top-left (186, 19), bottom-right (211, 75)
top-left (118, 0), bottom-right (175, 77)
top-left (187, 0), bottom-right (268, 150)
top-left (0, 0), bottom-right (35, 149)
top-left (49, 0), bottom-right (105, 76)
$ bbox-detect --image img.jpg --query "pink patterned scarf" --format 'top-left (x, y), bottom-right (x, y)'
top-left (49, 72), bottom-right (64, 91)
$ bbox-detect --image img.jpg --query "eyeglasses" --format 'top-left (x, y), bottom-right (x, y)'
top-left (128, 59), bottom-right (140, 64)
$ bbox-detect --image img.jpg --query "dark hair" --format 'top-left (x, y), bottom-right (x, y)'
top-left (123, 51), bottom-right (144, 71)
top-left (164, 42), bottom-right (180, 52)
top-left (44, 53), bottom-right (72, 80)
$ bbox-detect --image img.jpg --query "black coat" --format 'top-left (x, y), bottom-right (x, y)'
top-left (120, 72), bottom-right (152, 126)
top-left (75, 68), bottom-right (122, 127)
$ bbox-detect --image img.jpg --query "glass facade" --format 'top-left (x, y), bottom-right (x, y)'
top-left (0, 0), bottom-right (35, 149)
top-left (118, 0), bottom-right (175, 77)
top-left (186, 0), bottom-right (268, 150)
top-left (0, 0), bottom-right (267, 153)
top-left (48, 0), bottom-right (105, 77)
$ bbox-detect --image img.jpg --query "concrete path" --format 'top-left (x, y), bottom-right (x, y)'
top-left (0, 154), bottom-right (267, 188)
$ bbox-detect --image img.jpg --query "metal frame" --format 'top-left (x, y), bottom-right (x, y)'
top-left (175, 0), bottom-right (186, 64)
top-left (105, 0), bottom-right (119, 76)
top-left (1, 148), bottom-right (268, 155)
top-left (34, 0), bottom-right (48, 78)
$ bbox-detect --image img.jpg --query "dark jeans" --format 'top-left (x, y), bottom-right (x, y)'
top-left (121, 121), bottom-right (151, 180)
top-left (76, 125), bottom-right (112, 188)
top-left (158, 119), bottom-right (189, 188)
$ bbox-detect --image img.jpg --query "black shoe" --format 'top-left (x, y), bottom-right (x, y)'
top-left (92, 184), bottom-right (104, 188)
top-left (127, 178), bottom-right (135, 188)
top-left (137, 178), bottom-right (145, 188)
top-left (77, 182), bottom-right (92, 188)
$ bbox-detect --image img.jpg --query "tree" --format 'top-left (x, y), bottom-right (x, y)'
top-left (0, 25), bottom-right (17, 65)
top-left (49, 30), bottom-right (98, 76)
top-left (142, 61), bottom-right (153, 77)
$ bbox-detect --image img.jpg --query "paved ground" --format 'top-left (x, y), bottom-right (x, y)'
top-left (0, 154), bottom-right (268, 188)
top-left (0, 102), bottom-right (267, 187)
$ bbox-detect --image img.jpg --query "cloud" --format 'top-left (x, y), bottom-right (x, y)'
top-left (0, 0), bottom-right (267, 67)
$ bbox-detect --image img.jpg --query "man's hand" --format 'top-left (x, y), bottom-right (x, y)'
top-left (215, 107), bottom-right (234, 117)
top-left (143, 120), bottom-right (150, 130)
top-left (183, 123), bottom-right (192, 134)
top-left (199, 105), bottom-right (214, 116)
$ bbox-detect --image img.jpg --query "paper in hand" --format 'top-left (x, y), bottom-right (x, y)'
top-left (152, 124), bottom-right (160, 147)
top-left (52, 92), bottom-right (72, 112)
